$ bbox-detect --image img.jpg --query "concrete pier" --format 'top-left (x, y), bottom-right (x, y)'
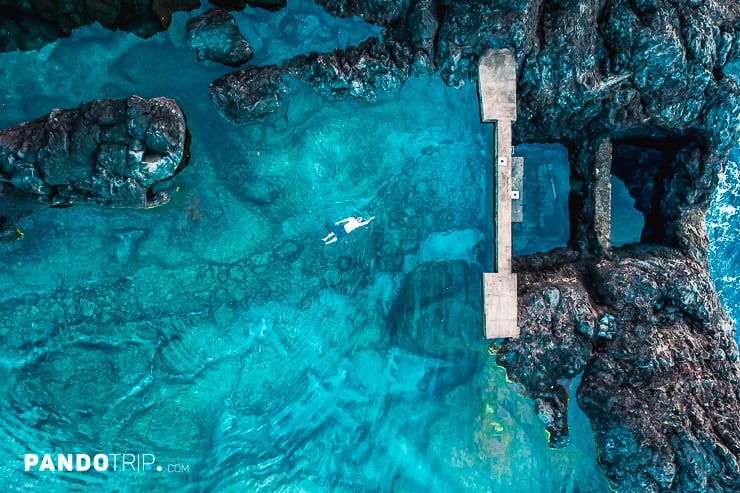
top-left (478, 48), bottom-right (519, 339)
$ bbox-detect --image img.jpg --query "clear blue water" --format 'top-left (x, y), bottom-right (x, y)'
top-left (610, 175), bottom-right (644, 247)
top-left (510, 146), bottom-right (646, 253)
top-left (708, 148), bottom-right (740, 344)
top-left (5, 2), bottom-right (736, 492)
top-left (512, 144), bottom-right (570, 256)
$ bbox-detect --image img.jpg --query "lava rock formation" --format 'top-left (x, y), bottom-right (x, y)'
top-left (0, 96), bottom-right (190, 238)
top-left (209, 0), bottom-right (287, 11)
top-left (185, 7), bottom-right (254, 66)
top-left (0, 0), bottom-right (200, 52)
top-left (209, 65), bottom-right (288, 124)
top-left (0, 0), bottom-right (296, 53)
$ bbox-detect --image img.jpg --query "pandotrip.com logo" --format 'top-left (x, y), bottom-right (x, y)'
top-left (24, 453), bottom-right (190, 474)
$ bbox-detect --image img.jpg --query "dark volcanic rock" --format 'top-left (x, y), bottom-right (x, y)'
top-left (511, 2), bottom-right (739, 254)
top-left (185, 8), bottom-right (253, 67)
top-left (283, 36), bottom-right (424, 101)
top-left (209, 0), bottom-right (287, 11)
top-left (0, 0), bottom-right (200, 52)
top-left (208, 65), bottom-right (287, 124)
top-left (498, 247), bottom-right (740, 492)
top-left (434, 0), bottom-right (538, 88)
top-left (314, 0), bottom-right (410, 26)
top-left (211, 33), bottom-right (429, 120)
top-left (0, 96), bottom-right (190, 233)
top-left (208, 0), bottom-right (436, 119)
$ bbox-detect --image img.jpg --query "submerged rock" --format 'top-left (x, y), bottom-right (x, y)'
top-left (0, 96), bottom-right (190, 233)
top-left (185, 8), bottom-right (254, 67)
top-left (391, 260), bottom-right (481, 358)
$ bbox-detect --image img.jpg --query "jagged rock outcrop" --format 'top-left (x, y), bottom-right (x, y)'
top-left (283, 36), bottom-right (432, 101)
top-left (0, 96), bottom-right (190, 233)
top-left (314, 0), bottom-right (409, 26)
top-left (209, 65), bottom-right (287, 124)
top-left (0, 0), bottom-right (200, 52)
top-left (498, 246), bottom-right (740, 492)
top-left (209, 37), bottom-right (417, 117)
top-left (208, 0), bottom-right (439, 118)
top-left (185, 8), bottom-right (253, 66)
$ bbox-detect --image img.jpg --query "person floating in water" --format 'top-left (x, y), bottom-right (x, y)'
top-left (322, 216), bottom-right (375, 244)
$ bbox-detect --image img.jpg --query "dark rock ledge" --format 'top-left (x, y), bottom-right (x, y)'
top-left (0, 0), bottom-right (293, 53)
top-left (498, 246), bottom-right (740, 492)
top-left (0, 0), bottom-right (200, 52)
top-left (208, 0), bottom-right (440, 123)
top-left (185, 7), bottom-right (254, 67)
top-left (209, 0), bottom-right (287, 12)
top-left (0, 96), bottom-right (190, 238)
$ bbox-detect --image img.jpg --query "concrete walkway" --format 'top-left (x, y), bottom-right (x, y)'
top-left (478, 48), bottom-right (519, 339)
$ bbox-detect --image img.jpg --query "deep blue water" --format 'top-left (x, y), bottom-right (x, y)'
top-left (512, 144), bottom-right (570, 256)
top-left (0, 2), bottom-right (734, 491)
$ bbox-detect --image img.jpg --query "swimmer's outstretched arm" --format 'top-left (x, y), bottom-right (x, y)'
top-left (359, 216), bottom-right (375, 226)
top-left (335, 217), bottom-right (352, 225)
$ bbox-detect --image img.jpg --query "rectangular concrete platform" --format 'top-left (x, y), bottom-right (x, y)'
top-left (482, 273), bottom-right (519, 339)
top-left (478, 48), bottom-right (517, 123)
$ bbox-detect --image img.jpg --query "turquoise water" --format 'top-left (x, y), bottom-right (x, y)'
top-left (610, 175), bottom-right (644, 247)
top-left (708, 148), bottom-right (740, 344)
top-left (512, 144), bottom-right (570, 256)
top-left (0, 4), bottom-right (658, 492)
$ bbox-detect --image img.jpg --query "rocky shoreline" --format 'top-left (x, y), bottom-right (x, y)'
top-left (0, 0), bottom-right (739, 491)
top-left (497, 244), bottom-right (740, 491)
top-left (0, 0), bottom-right (200, 51)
